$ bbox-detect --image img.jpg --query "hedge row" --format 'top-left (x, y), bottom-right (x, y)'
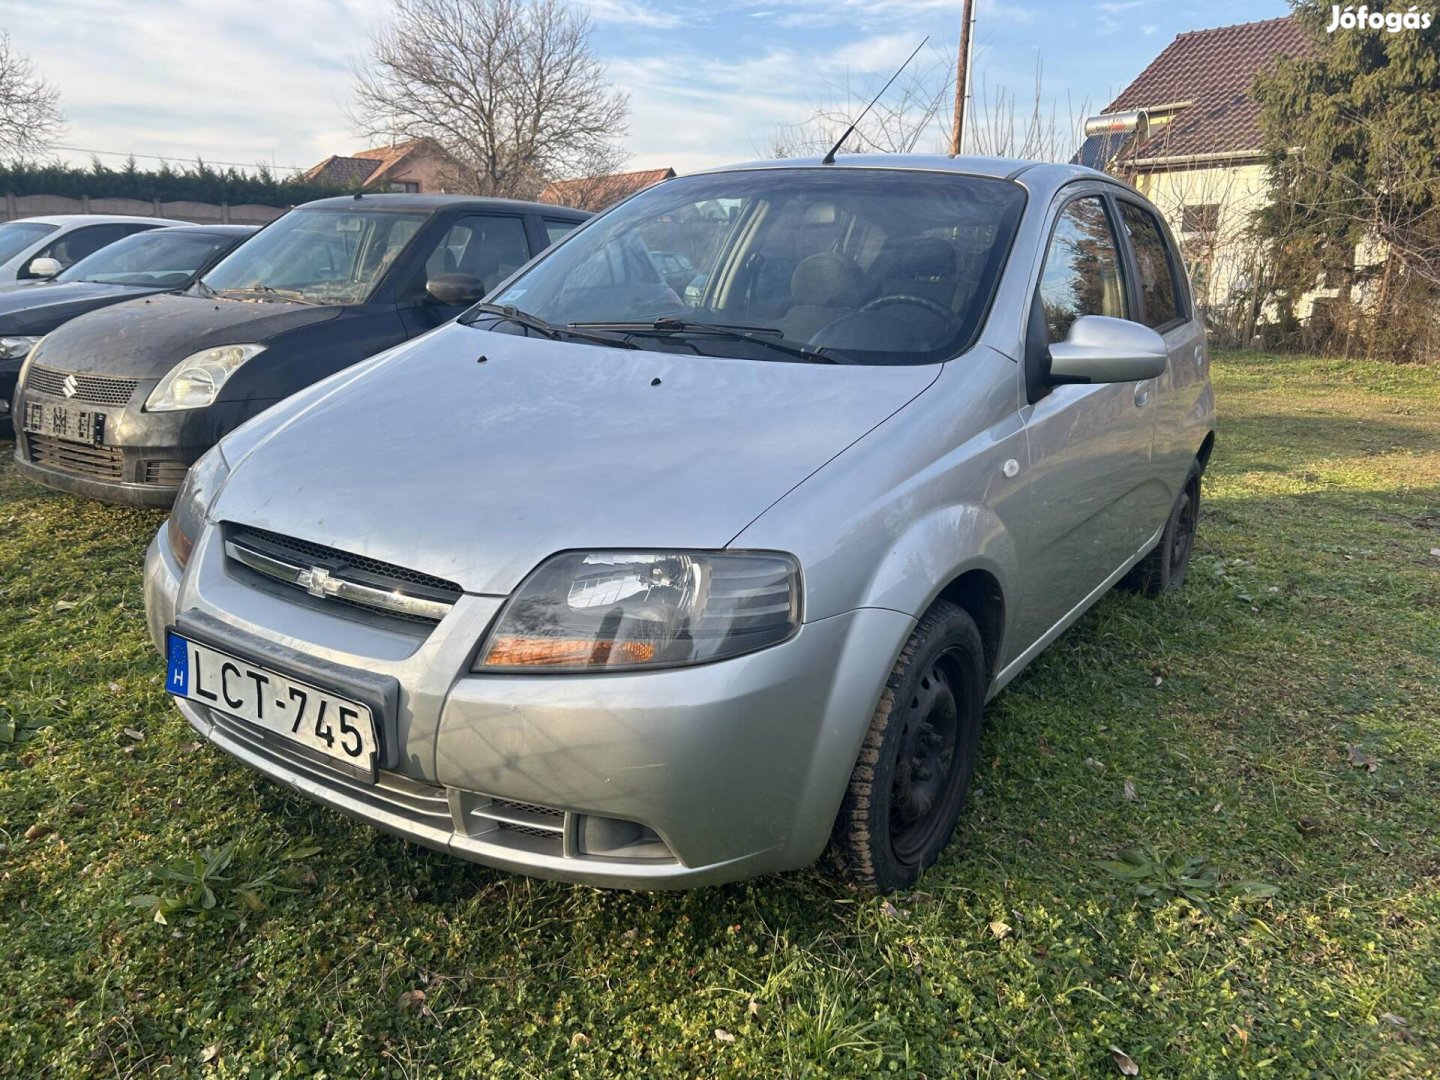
top-left (0, 158), bottom-right (349, 205)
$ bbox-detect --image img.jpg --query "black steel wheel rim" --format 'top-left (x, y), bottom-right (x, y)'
top-left (889, 650), bottom-right (970, 864)
top-left (1169, 482), bottom-right (1197, 577)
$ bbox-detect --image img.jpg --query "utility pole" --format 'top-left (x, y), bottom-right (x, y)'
top-left (948, 0), bottom-right (976, 156)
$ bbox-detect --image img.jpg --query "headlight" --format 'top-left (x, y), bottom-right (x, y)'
top-left (0, 335), bottom-right (42, 361)
top-left (166, 446), bottom-right (230, 568)
top-left (146, 344), bottom-right (265, 412)
top-left (475, 551), bottom-right (801, 673)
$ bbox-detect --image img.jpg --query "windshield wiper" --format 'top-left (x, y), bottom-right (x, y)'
top-left (567, 318), bottom-right (837, 364)
top-left (466, 303), bottom-right (640, 349)
top-left (218, 285), bottom-right (315, 305)
top-left (192, 279), bottom-right (218, 298)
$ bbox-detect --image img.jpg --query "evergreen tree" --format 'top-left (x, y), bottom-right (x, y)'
top-left (1253, 0), bottom-right (1440, 360)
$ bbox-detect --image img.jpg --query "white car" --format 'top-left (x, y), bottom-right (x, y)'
top-left (0, 215), bottom-right (187, 286)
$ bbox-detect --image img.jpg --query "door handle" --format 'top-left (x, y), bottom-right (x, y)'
top-left (1133, 381), bottom-right (1151, 408)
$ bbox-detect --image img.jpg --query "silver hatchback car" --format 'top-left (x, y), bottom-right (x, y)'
top-left (143, 156), bottom-right (1213, 893)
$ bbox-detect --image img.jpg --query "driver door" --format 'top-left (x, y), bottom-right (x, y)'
top-left (399, 214), bottom-right (534, 334)
top-left (1013, 188), bottom-right (1160, 648)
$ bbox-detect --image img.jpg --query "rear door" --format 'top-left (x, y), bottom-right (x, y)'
top-left (1013, 187), bottom-right (1160, 646)
top-left (1113, 197), bottom-right (1206, 506)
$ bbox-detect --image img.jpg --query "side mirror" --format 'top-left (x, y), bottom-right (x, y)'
top-left (1048, 315), bottom-right (1168, 384)
top-left (26, 257), bottom-right (63, 280)
top-left (425, 272), bottom-right (487, 307)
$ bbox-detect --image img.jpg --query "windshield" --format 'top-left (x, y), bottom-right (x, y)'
top-left (200, 208), bottom-right (428, 305)
top-left (57, 230), bottom-right (237, 287)
top-left (0, 221), bottom-right (59, 264)
top-left (486, 168), bottom-right (1026, 365)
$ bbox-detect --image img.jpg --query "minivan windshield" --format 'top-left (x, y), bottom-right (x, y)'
top-left (0, 221), bottom-right (59, 264)
top-left (58, 229), bottom-right (236, 288)
top-left (480, 168), bottom-right (1026, 365)
top-left (200, 208), bottom-right (428, 305)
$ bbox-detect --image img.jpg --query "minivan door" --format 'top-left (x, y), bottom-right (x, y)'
top-left (1012, 190), bottom-right (1161, 648)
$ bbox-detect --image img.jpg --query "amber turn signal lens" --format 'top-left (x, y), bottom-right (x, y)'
top-left (482, 637), bottom-right (658, 669)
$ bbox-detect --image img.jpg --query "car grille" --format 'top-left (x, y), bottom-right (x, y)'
top-left (26, 364), bottom-right (138, 406)
top-left (205, 708), bottom-right (455, 833)
top-left (224, 525), bottom-right (463, 625)
top-left (25, 433), bottom-right (124, 480)
top-left (142, 460), bottom-right (189, 487)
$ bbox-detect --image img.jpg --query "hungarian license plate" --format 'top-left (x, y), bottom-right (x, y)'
top-left (24, 400), bottom-right (106, 444)
top-left (165, 630), bottom-right (378, 777)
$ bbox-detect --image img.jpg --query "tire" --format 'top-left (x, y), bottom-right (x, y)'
top-left (1120, 465), bottom-right (1201, 597)
top-left (826, 601), bottom-right (986, 893)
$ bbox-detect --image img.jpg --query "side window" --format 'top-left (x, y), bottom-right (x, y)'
top-left (30, 223), bottom-right (146, 273)
top-left (1118, 202), bottom-right (1183, 329)
top-left (1037, 196), bottom-right (1127, 344)
top-left (542, 218), bottom-right (580, 247)
top-left (413, 215), bottom-right (533, 299)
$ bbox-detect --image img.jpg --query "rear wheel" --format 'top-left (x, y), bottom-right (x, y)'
top-left (1120, 465), bottom-right (1201, 597)
top-left (826, 601), bottom-right (985, 893)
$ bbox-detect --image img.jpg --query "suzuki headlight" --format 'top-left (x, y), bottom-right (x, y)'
top-left (475, 551), bottom-right (801, 673)
top-left (0, 335), bottom-right (42, 361)
top-left (146, 344), bottom-right (265, 412)
top-left (166, 445), bottom-right (230, 568)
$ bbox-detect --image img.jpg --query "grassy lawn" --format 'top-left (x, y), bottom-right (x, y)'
top-left (1, 352), bottom-right (1437, 1078)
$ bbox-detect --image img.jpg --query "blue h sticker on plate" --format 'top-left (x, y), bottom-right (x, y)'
top-left (165, 632), bottom-right (189, 696)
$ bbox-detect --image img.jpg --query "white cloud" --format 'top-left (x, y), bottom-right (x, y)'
top-left (579, 0), bottom-right (686, 28)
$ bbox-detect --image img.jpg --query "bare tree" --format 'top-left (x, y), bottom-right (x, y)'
top-left (964, 60), bottom-right (1088, 163)
top-left (351, 0), bottom-right (628, 199)
top-left (0, 33), bottom-right (61, 161)
top-left (766, 46), bottom-right (954, 159)
top-left (767, 51), bottom-right (1084, 165)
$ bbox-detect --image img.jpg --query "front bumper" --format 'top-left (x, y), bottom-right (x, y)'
top-left (12, 378), bottom-right (273, 506)
top-left (144, 525), bottom-right (913, 889)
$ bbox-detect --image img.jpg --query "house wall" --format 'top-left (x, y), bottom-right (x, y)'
top-left (376, 150), bottom-right (454, 194)
top-left (1130, 161), bottom-right (1274, 313)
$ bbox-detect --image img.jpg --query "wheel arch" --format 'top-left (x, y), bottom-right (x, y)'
top-left (1196, 430), bottom-right (1216, 472)
top-left (933, 569), bottom-right (1006, 683)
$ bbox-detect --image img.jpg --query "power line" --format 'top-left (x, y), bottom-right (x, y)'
top-left (49, 144), bottom-right (309, 172)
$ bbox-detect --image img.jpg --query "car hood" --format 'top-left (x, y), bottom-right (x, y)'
top-left (33, 291), bottom-right (342, 377)
top-left (213, 324), bottom-right (940, 596)
top-left (0, 281), bottom-right (163, 334)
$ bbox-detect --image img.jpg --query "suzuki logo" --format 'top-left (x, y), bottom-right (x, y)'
top-left (298, 565), bottom-right (342, 599)
top-left (61, 373), bottom-right (79, 398)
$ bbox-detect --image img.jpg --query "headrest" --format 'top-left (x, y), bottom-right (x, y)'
top-left (790, 253), bottom-right (860, 308)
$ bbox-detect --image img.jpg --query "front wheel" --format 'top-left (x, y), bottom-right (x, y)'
top-left (825, 601), bottom-right (985, 893)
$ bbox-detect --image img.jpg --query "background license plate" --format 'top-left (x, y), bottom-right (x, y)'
top-left (24, 401), bottom-right (105, 444)
top-left (165, 631), bottom-right (378, 776)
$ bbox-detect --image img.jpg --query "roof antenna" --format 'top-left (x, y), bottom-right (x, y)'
top-left (821, 36), bottom-right (929, 165)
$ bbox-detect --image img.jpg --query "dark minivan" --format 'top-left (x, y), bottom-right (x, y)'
top-left (13, 195), bottom-right (589, 505)
top-left (0, 225), bottom-right (255, 439)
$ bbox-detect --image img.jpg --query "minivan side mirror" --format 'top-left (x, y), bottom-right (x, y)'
top-left (1048, 315), bottom-right (1168, 384)
top-left (425, 273), bottom-right (487, 307)
top-left (26, 257), bottom-right (63, 280)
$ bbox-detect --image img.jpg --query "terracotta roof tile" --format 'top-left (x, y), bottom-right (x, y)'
top-left (1104, 15), bottom-right (1317, 162)
top-left (540, 167), bottom-right (676, 210)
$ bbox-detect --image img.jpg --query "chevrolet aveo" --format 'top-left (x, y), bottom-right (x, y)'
top-left (143, 157), bottom-right (1214, 893)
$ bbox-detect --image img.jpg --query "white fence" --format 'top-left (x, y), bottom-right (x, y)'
top-left (1, 194), bottom-right (287, 225)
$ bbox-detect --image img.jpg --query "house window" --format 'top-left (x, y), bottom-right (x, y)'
top-left (389, 181), bottom-right (420, 194)
top-left (1181, 204), bottom-right (1220, 234)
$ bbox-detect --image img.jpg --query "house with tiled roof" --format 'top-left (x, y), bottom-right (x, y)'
top-left (1076, 16), bottom-right (1316, 310)
top-left (539, 167), bottom-right (675, 211)
top-left (306, 139), bottom-right (459, 194)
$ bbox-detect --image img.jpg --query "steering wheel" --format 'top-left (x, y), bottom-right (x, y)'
top-left (860, 293), bottom-right (955, 322)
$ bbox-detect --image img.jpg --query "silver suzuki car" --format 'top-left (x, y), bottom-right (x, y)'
top-left (142, 156), bottom-right (1213, 893)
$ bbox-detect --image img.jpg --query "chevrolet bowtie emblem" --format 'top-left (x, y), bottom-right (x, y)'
top-left (62, 373), bottom-right (79, 398)
top-left (298, 565), bottom-right (342, 599)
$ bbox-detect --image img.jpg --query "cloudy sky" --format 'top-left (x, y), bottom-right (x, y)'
top-left (1, 0), bottom-right (1289, 176)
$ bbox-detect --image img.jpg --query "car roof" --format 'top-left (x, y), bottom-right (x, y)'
top-left (151, 224), bottom-right (258, 237)
top-left (686, 154), bottom-right (1131, 200)
top-left (296, 193), bottom-right (591, 218)
top-left (5, 214), bottom-right (190, 227)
